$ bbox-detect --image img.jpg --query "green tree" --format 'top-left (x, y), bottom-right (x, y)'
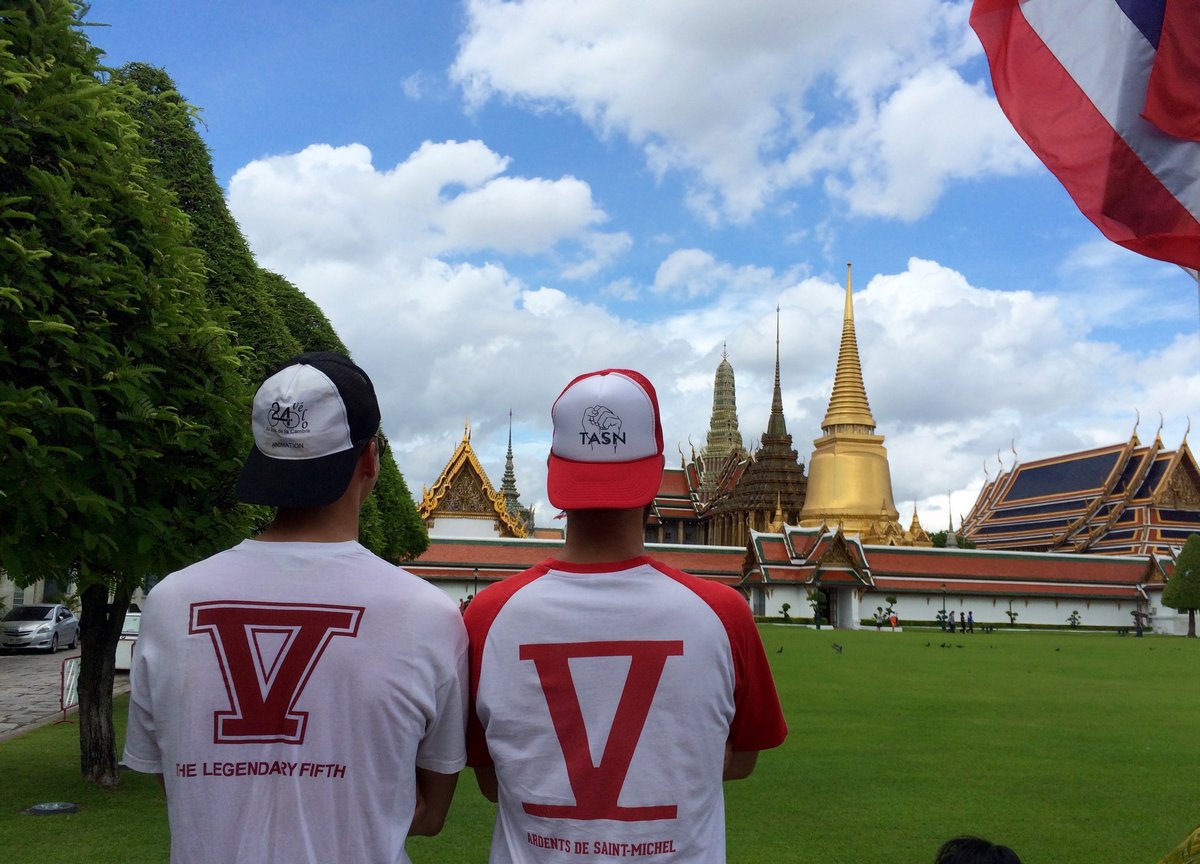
top-left (259, 269), bottom-right (346, 353)
top-left (930, 530), bottom-right (976, 549)
top-left (113, 68), bottom-right (429, 562)
top-left (0, 0), bottom-right (252, 785)
top-left (373, 448), bottom-right (429, 560)
top-left (111, 62), bottom-right (300, 381)
top-left (1163, 534), bottom-right (1200, 638)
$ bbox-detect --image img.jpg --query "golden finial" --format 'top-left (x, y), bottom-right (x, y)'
top-left (844, 262), bottom-right (854, 321)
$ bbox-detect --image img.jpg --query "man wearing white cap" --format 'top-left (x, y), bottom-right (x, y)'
top-left (123, 352), bottom-right (467, 864)
top-left (464, 368), bottom-right (787, 863)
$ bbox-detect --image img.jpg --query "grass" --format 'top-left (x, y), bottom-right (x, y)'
top-left (2, 628), bottom-right (1199, 863)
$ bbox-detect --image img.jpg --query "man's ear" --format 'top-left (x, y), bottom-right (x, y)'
top-left (362, 440), bottom-right (381, 480)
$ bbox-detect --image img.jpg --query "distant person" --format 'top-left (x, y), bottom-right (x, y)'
top-left (934, 835), bottom-right (1023, 863)
top-left (875, 607), bottom-right (884, 630)
top-left (123, 352), bottom-right (468, 864)
top-left (946, 610), bottom-right (955, 632)
top-left (465, 368), bottom-right (787, 863)
top-left (967, 610), bottom-right (974, 633)
top-left (889, 609), bottom-right (899, 630)
top-left (960, 611), bottom-right (967, 634)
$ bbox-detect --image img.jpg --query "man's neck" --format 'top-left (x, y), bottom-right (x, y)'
top-left (255, 497), bottom-right (361, 543)
top-left (558, 507), bottom-right (647, 564)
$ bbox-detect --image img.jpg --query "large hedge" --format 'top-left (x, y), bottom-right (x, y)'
top-left (0, 0), bottom-right (254, 785)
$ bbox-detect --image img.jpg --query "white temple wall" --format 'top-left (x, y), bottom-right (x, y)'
top-left (759, 583), bottom-right (1161, 631)
top-left (426, 517), bottom-right (500, 539)
top-left (862, 591), bottom-right (1143, 630)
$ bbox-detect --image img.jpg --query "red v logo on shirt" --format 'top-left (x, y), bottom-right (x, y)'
top-left (519, 640), bottom-right (683, 821)
top-left (191, 601), bottom-right (363, 744)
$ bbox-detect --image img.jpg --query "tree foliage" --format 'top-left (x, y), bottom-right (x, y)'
top-left (114, 69), bottom-right (429, 562)
top-left (1, 0), bottom-right (254, 784)
top-left (1163, 534), bottom-right (1200, 637)
top-left (111, 62), bottom-right (300, 382)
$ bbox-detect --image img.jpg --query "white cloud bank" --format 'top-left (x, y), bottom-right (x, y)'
top-left (451, 0), bottom-right (1036, 224)
top-left (229, 140), bottom-right (1199, 530)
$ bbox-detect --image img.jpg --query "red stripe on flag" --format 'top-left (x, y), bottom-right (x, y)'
top-left (971, 0), bottom-right (1200, 269)
top-left (1143, 0), bottom-right (1200, 141)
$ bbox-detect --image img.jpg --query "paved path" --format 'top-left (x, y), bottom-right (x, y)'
top-left (0, 649), bottom-right (130, 743)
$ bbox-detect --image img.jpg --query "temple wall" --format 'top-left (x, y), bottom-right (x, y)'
top-left (758, 583), bottom-right (1166, 631)
top-left (426, 517), bottom-right (500, 539)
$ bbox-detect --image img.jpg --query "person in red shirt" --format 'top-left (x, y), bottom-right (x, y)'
top-left (465, 368), bottom-right (787, 864)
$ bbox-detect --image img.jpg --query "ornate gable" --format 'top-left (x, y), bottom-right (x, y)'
top-left (1154, 441), bottom-right (1200, 510)
top-left (419, 424), bottom-right (528, 538)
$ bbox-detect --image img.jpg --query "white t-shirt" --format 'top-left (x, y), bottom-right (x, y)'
top-left (123, 539), bottom-right (467, 864)
top-left (465, 556), bottom-right (787, 864)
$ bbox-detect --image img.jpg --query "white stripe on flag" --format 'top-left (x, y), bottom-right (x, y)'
top-left (1021, 0), bottom-right (1200, 222)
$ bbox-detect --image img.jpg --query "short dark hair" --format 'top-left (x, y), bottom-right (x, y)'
top-left (935, 836), bottom-right (1023, 864)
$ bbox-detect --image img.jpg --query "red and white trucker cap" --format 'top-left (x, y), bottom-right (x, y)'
top-left (235, 352), bottom-right (381, 509)
top-left (547, 368), bottom-right (665, 510)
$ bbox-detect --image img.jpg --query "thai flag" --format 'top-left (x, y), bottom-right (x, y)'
top-left (971, 0), bottom-right (1200, 269)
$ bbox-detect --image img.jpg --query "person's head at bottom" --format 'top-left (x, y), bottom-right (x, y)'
top-left (935, 836), bottom-right (1023, 864)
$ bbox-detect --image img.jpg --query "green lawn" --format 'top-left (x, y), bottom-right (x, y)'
top-left (2, 628), bottom-right (1198, 863)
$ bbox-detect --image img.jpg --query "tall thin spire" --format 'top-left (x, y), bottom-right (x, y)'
top-left (500, 410), bottom-right (520, 503)
top-left (766, 305), bottom-right (788, 439)
top-left (819, 263), bottom-right (876, 432)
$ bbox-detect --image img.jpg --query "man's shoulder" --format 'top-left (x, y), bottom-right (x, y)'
top-left (643, 557), bottom-right (748, 608)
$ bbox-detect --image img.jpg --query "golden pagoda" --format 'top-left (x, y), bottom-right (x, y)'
top-left (798, 263), bottom-right (901, 541)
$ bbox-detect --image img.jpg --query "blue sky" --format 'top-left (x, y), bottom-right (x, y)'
top-left (82, 0), bottom-right (1200, 529)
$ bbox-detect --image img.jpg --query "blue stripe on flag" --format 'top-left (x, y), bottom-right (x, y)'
top-left (1115, 0), bottom-right (1165, 47)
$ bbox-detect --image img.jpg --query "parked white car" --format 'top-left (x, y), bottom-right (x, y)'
top-left (114, 612), bottom-right (142, 672)
top-left (1, 604), bottom-right (80, 653)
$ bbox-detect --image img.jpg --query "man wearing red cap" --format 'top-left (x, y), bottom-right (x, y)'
top-left (464, 369), bottom-right (787, 863)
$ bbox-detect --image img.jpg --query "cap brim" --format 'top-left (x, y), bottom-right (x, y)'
top-left (235, 444), bottom-right (364, 509)
top-left (547, 452), bottom-right (664, 510)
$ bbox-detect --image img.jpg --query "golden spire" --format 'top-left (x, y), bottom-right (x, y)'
top-left (769, 493), bottom-right (786, 533)
top-left (819, 263), bottom-right (876, 431)
top-left (799, 260), bottom-right (899, 540)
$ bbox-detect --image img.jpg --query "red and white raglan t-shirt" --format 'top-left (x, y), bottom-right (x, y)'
top-left (465, 556), bottom-right (787, 864)
top-left (122, 539), bottom-right (468, 864)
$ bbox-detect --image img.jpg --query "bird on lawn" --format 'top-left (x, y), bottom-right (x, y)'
top-left (832, 643), bottom-right (843, 653)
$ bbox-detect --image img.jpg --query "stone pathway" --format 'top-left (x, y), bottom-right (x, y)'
top-left (0, 649), bottom-right (129, 743)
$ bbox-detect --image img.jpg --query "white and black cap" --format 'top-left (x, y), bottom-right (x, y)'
top-left (236, 352), bottom-right (380, 509)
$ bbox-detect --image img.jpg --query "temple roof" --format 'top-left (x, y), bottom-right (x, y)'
top-left (744, 524), bottom-right (1168, 600)
top-left (706, 314), bottom-right (807, 518)
top-left (401, 535), bottom-right (746, 586)
top-left (418, 423), bottom-right (529, 538)
top-left (961, 431), bottom-right (1200, 556)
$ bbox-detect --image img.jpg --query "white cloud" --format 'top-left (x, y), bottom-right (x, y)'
top-left (451, 0), bottom-right (1035, 223)
top-left (228, 145), bottom-right (1198, 532)
top-left (823, 65), bottom-right (1036, 220)
top-left (229, 140), bottom-right (622, 271)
